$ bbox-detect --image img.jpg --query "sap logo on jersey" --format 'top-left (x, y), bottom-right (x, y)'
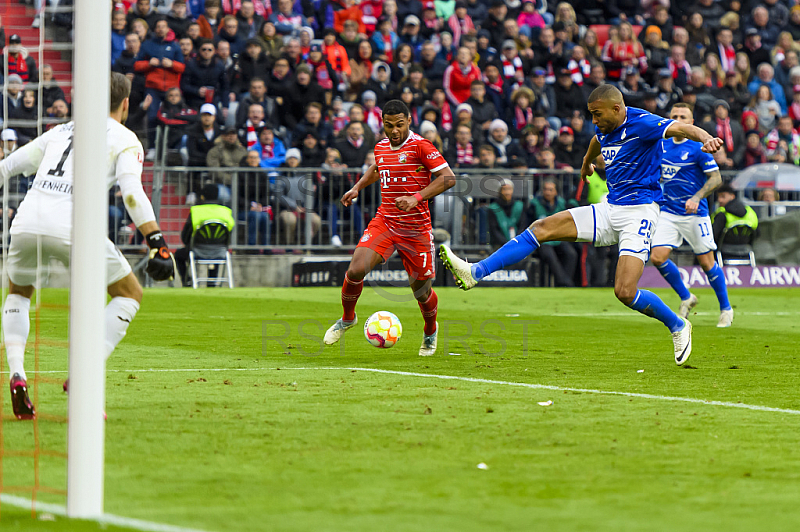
top-left (661, 164), bottom-right (681, 179)
top-left (601, 146), bottom-right (621, 165)
top-left (427, 151), bottom-right (441, 160)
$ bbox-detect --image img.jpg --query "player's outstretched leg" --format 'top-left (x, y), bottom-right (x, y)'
top-left (441, 212), bottom-right (578, 290)
top-left (324, 247), bottom-right (382, 346)
top-left (697, 252), bottom-right (733, 327)
top-left (651, 248), bottom-right (697, 318)
top-left (615, 256), bottom-right (692, 365)
top-left (412, 280), bottom-right (438, 356)
top-left (3, 289), bottom-right (35, 419)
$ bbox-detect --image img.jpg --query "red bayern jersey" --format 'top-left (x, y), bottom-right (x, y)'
top-left (373, 132), bottom-right (449, 232)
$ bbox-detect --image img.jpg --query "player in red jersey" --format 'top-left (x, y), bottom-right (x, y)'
top-left (323, 100), bottom-right (456, 356)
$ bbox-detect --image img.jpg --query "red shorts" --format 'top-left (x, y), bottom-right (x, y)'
top-left (357, 216), bottom-right (436, 281)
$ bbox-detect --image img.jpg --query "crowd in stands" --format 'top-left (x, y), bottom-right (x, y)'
top-left (0, 0), bottom-right (798, 255)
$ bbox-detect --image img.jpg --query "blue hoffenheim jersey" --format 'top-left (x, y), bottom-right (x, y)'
top-left (596, 107), bottom-right (674, 205)
top-left (659, 138), bottom-right (719, 217)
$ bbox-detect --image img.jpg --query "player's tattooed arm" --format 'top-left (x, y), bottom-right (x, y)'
top-left (580, 136), bottom-right (602, 182)
top-left (666, 122), bottom-right (724, 153)
top-left (685, 170), bottom-right (722, 214)
top-left (341, 164), bottom-right (378, 206)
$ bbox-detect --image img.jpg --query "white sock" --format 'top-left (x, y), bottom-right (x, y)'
top-left (105, 297), bottom-right (140, 359)
top-left (3, 294), bottom-right (31, 380)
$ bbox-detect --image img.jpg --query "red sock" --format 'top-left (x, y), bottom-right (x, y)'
top-left (341, 273), bottom-right (363, 322)
top-left (418, 289), bottom-right (438, 336)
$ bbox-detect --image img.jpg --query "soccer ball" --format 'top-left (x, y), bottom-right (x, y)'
top-left (364, 311), bottom-right (403, 348)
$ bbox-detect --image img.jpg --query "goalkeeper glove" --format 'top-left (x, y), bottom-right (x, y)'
top-left (145, 231), bottom-right (176, 281)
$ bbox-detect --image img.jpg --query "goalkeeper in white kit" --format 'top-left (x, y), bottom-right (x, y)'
top-left (0, 72), bottom-right (176, 419)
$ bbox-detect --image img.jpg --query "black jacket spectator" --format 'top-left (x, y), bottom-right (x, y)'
top-left (293, 117), bottom-right (334, 149)
top-left (483, 11), bottom-right (507, 49)
top-left (157, 97), bottom-right (198, 147)
top-left (466, 96), bottom-right (499, 127)
top-left (186, 121), bottom-right (221, 166)
top-left (553, 78), bottom-right (587, 119)
top-left (277, 75), bottom-right (325, 131)
top-left (167, 10), bottom-right (192, 39)
top-left (10, 98), bottom-right (37, 144)
top-left (235, 10), bottom-right (265, 40)
top-left (233, 48), bottom-right (271, 94)
top-left (605, 0), bottom-right (642, 22)
top-left (181, 56), bottom-right (229, 109)
top-left (216, 26), bottom-right (247, 57)
top-left (420, 56), bottom-right (449, 81)
top-left (701, 115), bottom-right (745, 169)
top-left (466, 0), bottom-right (488, 26)
top-left (553, 140), bottom-right (583, 169)
top-left (364, 77), bottom-right (398, 109)
top-left (335, 124), bottom-right (370, 168)
top-left (126, 1), bottom-right (159, 32)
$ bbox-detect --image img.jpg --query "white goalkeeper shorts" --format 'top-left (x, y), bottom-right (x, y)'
top-left (569, 201), bottom-right (660, 263)
top-left (6, 232), bottom-right (132, 287)
top-left (651, 212), bottom-right (717, 255)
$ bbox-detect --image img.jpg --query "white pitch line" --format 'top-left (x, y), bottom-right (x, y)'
top-left (552, 311), bottom-right (800, 317)
top-left (0, 494), bottom-right (210, 532)
top-left (4, 366), bottom-right (799, 415)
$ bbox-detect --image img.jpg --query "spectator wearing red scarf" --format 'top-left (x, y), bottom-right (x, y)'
top-left (2, 35), bottom-right (39, 83)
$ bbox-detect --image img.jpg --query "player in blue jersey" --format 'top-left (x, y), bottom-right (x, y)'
top-left (651, 103), bottom-right (733, 327)
top-left (440, 85), bottom-right (724, 365)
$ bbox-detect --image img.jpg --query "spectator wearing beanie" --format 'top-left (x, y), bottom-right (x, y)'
top-left (702, 99), bottom-right (744, 169)
top-left (277, 64), bottom-right (325, 131)
top-left (444, 46), bottom-right (482, 106)
top-left (299, 131), bottom-right (326, 167)
top-left (306, 44), bottom-right (338, 104)
top-left (486, 119), bottom-right (512, 166)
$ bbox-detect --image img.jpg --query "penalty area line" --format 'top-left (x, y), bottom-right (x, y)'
top-left (0, 494), bottom-right (210, 532)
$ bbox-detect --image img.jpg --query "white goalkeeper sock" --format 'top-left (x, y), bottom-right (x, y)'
top-left (3, 294), bottom-right (31, 380)
top-left (105, 297), bottom-right (140, 359)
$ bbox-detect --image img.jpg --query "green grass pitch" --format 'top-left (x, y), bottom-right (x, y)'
top-left (2, 286), bottom-right (800, 531)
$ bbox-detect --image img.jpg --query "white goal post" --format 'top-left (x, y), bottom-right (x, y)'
top-left (67, 0), bottom-right (111, 518)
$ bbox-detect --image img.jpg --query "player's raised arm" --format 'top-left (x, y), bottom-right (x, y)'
top-left (580, 136), bottom-right (602, 183)
top-left (341, 163), bottom-right (378, 206)
top-left (666, 122), bottom-right (724, 154)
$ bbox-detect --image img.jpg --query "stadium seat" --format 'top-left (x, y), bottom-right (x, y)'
top-left (715, 226), bottom-right (757, 268)
top-left (189, 221), bottom-right (235, 289)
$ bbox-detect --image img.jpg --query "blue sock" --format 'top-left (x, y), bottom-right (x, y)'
top-left (628, 289), bottom-right (685, 333)
top-left (705, 264), bottom-right (732, 311)
top-left (472, 229), bottom-right (539, 280)
top-left (655, 259), bottom-right (691, 301)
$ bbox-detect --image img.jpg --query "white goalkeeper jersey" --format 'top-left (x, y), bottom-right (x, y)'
top-left (2, 118), bottom-right (149, 242)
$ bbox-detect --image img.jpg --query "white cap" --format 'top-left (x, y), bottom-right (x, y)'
top-left (200, 103), bottom-right (217, 115)
top-left (405, 15), bottom-right (420, 26)
top-left (1, 129), bottom-right (17, 141)
top-left (285, 148), bottom-right (302, 161)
